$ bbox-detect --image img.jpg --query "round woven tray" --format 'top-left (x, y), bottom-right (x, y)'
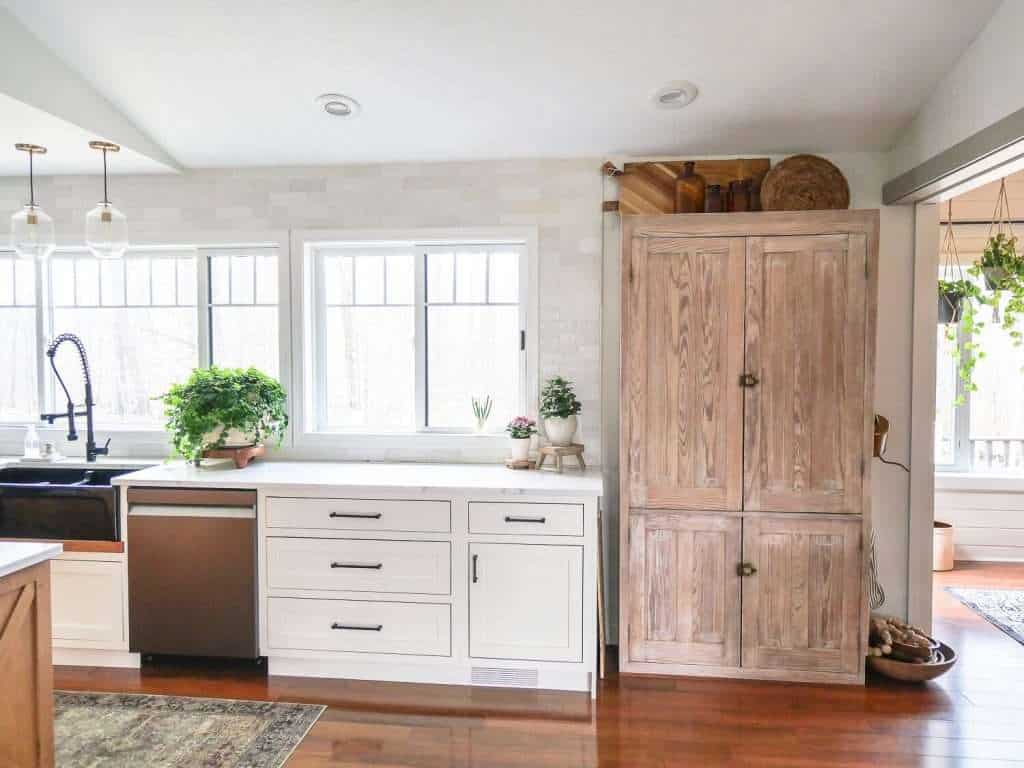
top-left (760, 154), bottom-right (850, 211)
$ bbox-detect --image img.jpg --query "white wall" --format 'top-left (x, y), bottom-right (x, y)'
top-left (888, 0), bottom-right (1023, 176)
top-left (0, 159), bottom-right (605, 464)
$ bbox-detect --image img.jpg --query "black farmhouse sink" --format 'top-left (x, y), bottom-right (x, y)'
top-left (0, 466), bottom-right (134, 541)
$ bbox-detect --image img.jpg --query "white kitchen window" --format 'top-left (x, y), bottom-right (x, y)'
top-left (295, 229), bottom-right (536, 442)
top-left (0, 251), bottom-right (39, 422)
top-left (0, 242), bottom-right (285, 434)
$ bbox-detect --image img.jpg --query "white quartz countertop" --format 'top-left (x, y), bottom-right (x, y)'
top-left (0, 542), bottom-right (63, 580)
top-left (114, 460), bottom-right (604, 496)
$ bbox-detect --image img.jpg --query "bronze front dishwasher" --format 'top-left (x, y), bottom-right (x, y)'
top-left (127, 487), bottom-right (259, 659)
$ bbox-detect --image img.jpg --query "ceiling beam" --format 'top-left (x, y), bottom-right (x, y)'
top-left (0, 8), bottom-right (181, 172)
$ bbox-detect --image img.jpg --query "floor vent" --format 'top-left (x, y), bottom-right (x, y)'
top-left (471, 666), bottom-right (540, 688)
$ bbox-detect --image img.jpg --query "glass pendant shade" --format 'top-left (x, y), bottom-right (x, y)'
top-left (10, 143), bottom-right (55, 260)
top-left (85, 201), bottom-right (128, 259)
top-left (10, 203), bottom-right (56, 261)
top-left (85, 140), bottom-right (127, 259)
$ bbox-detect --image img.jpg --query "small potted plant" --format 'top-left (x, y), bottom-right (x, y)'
top-left (471, 395), bottom-right (493, 433)
top-left (539, 375), bottom-right (582, 446)
top-left (505, 416), bottom-right (536, 462)
top-left (975, 232), bottom-right (1022, 291)
top-left (159, 366), bottom-right (288, 466)
top-left (937, 278), bottom-right (979, 324)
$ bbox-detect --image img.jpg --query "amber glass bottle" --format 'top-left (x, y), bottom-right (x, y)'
top-left (674, 161), bottom-right (706, 213)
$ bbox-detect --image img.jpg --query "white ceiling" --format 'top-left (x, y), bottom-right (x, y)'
top-left (0, 0), bottom-right (1002, 169)
top-left (0, 92), bottom-right (176, 175)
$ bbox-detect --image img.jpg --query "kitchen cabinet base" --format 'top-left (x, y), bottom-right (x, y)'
top-left (267, 653), bottom-right (593, 693)
top-left (619, 659), bottom-right (862, 685)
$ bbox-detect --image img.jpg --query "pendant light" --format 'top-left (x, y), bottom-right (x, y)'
top-left (84, 140), bottom-right (128, 259)
top-left (9, 143), bottom-right (56, 261)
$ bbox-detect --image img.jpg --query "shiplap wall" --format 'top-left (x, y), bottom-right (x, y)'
top-left (935, 486), bottom-right (1024, 562)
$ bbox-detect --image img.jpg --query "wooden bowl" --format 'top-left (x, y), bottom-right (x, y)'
top-left (868, 642), bottom-right (957, 682)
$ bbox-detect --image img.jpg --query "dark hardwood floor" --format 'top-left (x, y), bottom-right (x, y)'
top-left (54, 562), bottom-right (1024, 767)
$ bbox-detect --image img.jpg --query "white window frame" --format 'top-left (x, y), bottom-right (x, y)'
top-left (290, 226), bottom-right (539, 461)
top-left (0, 230), bottom-right (291, 458)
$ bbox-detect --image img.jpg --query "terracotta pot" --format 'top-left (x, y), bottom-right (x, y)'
top-left (508, 437), bottom-right (531, 462)
top-left (544, 415), bottom-right (577, 446)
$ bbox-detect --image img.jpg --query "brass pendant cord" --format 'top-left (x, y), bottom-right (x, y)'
top-left (101, 147), bottom-right (109, 205)
top-left (28, 150), bottom-right (36, 207)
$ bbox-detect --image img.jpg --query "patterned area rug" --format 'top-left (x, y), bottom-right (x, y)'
top-left (947, 587), bottom-right (1024, 646)
top-left (55, 692), bottom-right (324, 768)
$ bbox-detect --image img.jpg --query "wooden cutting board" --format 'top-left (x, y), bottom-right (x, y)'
top-left (619, 159), bottom-right (771, 215)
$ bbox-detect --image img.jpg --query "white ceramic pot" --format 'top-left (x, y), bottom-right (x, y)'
top-left (508, 436), bottom-right (531, 462)
top-left (933, 521), bottom-right (955, 572)
top-left (201, 425), bottom-right (257, 448)
top-left (544, 415), bottom-right (578, 446)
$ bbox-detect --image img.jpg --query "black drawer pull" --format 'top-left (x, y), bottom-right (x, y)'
top-left (472, 553), bottom-right (479, 583)
top-left (330, 562), bottom-right (383, 570)
top-left (331, 622), bottom-right (383, 631)
top-left (504, 515), bottom-right (546, 524)
top-left (329, 511), bottom-right (382, 519)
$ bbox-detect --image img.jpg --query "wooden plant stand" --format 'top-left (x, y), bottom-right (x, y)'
top-left (203, 444), bottom-right (266, 469)
top-left (537, 444), bottom-right (586, 473)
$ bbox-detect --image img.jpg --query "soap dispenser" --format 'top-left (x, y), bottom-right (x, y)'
top-left (24, 423), bottom-right (41, 459)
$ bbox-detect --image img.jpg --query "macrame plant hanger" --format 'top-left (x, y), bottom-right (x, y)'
top-left (986, 178), bottom-right (1016, 322)
top-left (940, 200), bottom-right (966, 323)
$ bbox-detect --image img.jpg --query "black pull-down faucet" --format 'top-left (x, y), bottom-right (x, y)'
top-left (40, 333), bottom-right (110, 463)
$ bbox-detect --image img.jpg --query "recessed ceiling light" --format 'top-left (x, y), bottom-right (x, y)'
top-left (652, 81), bottom-right (698, 110)
top-left (316, 93), bottom-right (361, 118)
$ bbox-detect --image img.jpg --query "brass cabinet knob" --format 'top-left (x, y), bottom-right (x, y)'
top-left (737, 562), bottom-right (758, 577)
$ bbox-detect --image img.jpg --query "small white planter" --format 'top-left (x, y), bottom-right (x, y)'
top-left (933, 521), bottom-right (955, 572)
top-left (544, 415), bottom-right (578, 446)
top-left (201, 425), bottom-right (257, 448)
top-left (507, 437), bottom-right (532, 462)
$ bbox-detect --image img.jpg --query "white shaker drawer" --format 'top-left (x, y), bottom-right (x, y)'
top-left (268, 597), bottom-right (451, 656)
top-left (267, 537), bottom-right (451, 595)
top-left (266, 497), bottom-right (451, 533)
top-left (468, 502), bottom-right (583, 536)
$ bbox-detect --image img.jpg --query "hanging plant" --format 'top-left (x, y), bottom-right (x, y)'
top-left (968, 179), bottom-right (1024, 340)
top-left (938, 200), bottom-right (986, 404)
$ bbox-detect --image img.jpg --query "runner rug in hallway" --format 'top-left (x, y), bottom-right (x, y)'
top-left (947, 587), bottom-right (1024, 646)
top-left (55, 692), bottom-right (324, 768)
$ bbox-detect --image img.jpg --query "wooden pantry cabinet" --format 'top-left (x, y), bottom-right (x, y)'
top-left (619, 211), bottom-right (878, 685)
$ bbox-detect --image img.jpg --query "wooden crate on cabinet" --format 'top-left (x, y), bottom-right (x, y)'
top-left (619, 210), bottom-right (878, 685)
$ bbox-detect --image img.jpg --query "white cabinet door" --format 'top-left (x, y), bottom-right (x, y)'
top-left (469, 543), bottom-right (583, 662)
top-left (51, 560), bottom-right (124, 644)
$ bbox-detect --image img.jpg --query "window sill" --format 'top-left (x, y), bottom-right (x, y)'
top-left (289, 430), bottom-right (518, 464)
top-left (934, 472), bottom-right (1024, 493)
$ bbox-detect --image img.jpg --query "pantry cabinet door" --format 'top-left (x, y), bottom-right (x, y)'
top-left (623, 235), bottom-right (745, 511)
top-left (627, 512), bottom-right (741, 668)
top-left (741, 515), bottom-right (861, 675)
top-left (743, 234), bottom-right (868, 514)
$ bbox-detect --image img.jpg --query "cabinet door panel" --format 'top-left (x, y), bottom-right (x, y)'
top-left (627, 512), bottom-right (741, 667)
top-left (744, 235), bottom-right (867, 514)
top-left (741, 515), bottom-right (861, 675)
top-left (624, 236), bottom-right (745, 511)
top-left (469, 543), bottom-right (582, 662)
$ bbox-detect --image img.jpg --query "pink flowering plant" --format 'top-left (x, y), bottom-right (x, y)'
top-left (505, 416), bottom-right (537, 439)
